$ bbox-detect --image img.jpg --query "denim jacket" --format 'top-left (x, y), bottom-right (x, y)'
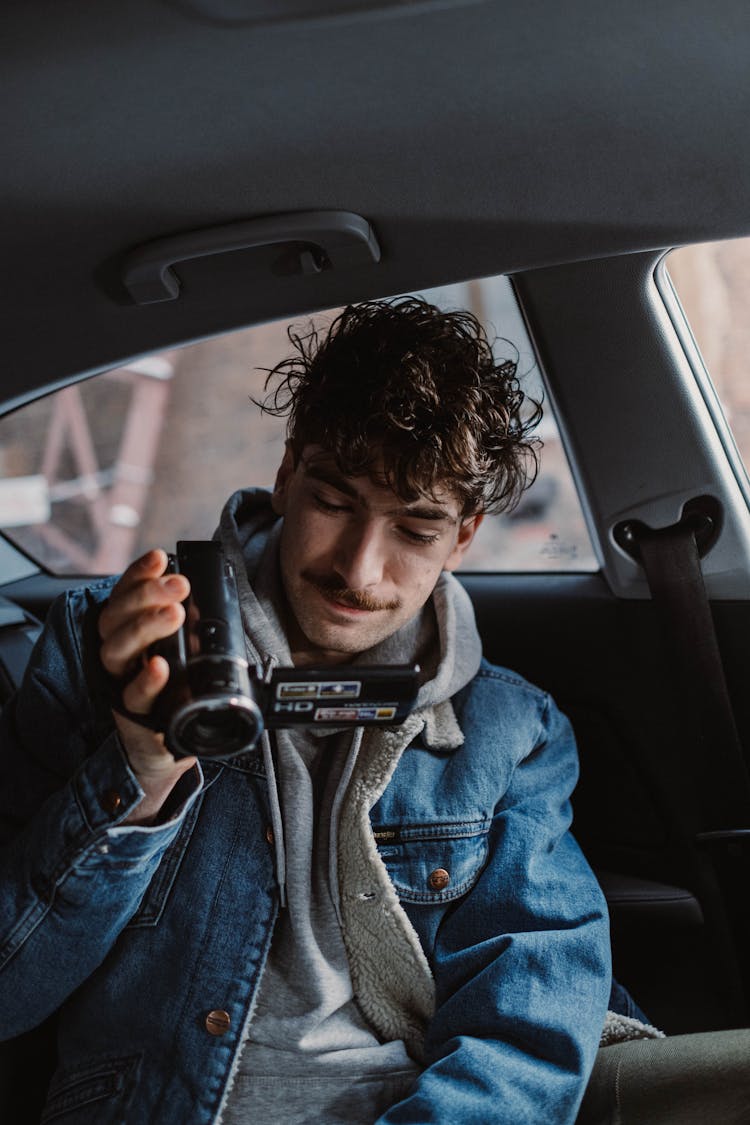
top-left (0, 581), bottom-right (610, 1124)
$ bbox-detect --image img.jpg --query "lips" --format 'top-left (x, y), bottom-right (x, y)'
top-left (318, 589), bottom-right (375, 616)
top-left (303, 572), bottom-right (401, 613)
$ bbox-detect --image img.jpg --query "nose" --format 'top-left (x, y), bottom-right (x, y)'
top-left (332, 519), bottom-right (385, 590)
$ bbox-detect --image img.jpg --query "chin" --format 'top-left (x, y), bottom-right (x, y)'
top-left (309, 627), bottom-right (372, 654)
top-left (300, 617), bottom-right (382, 656)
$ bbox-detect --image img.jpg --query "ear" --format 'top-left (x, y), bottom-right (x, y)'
top-left (271, 443), bottom-right (296, 516)
top-left (443, 513), bottom-right (483, 572)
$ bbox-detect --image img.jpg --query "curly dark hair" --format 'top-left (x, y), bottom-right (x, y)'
top-left (256, 296), bottom-right (542, 515)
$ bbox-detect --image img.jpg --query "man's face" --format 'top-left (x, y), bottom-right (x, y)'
top-left (271, 446), bottom-right (482, 665)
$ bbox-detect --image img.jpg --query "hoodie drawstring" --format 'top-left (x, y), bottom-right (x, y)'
top-left (257, 653), bottom-right (287, 908)
top-left (261, 729), bottom-right (288, 909)
top-left (328, 726), bottom-right (365, 926)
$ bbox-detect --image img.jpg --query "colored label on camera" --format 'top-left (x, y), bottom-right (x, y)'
top-left (314, 705), bottom-right (397, 722)
top-left (277, 681), bottom-right (361, 701)
top-left (277, 683), bottom-right (318, 700)
top-left (320, 682), bottom-right (361, 698)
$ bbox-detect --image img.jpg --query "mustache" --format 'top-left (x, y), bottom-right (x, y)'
top-left (303, 572), bottom-right (401, 612)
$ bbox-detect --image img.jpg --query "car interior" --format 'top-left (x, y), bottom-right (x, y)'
top-left (3, 0), bottom-right (750, 1117)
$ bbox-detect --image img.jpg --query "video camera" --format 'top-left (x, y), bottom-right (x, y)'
top-left (146, 540), bottom-right (419, 760)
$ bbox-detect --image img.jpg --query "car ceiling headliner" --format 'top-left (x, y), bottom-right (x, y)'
top-left (3, 0), bottom-right (750, 406)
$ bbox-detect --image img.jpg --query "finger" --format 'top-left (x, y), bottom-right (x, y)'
top-left (100, 549), bottom-right (171, 639)
top-left (114, 548), bottom-right (170, 596)
top-left (120, 654), bottom-right (170, 716)
top-left (99, 572), bottom-right (190, 641)
top-left (100, 602), bottom-right (185, 678)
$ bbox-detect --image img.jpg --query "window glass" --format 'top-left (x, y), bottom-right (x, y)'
top-left (0, 276), bottom-right (596, 575)
top-left (666, 239), bottom-right (750, 477)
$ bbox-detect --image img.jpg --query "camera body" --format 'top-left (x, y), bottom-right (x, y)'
top-left (150, 540), bottom-right (263, 759)
top-left (150, 541), bottom-right (419, 760)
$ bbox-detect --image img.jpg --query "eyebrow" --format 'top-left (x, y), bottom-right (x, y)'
top-left (304, 463), bottom-right (458, 524)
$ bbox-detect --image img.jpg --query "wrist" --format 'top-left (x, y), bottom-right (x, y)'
top-left (123, 758), bottom-right (195, 825)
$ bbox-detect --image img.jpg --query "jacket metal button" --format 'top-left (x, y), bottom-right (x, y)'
top-left (265, 825), bottom-right (274, 845)
top-left (100, 789), bottom-right (122, 815)
top-left (205, 1009), bottom-right (231, 1036)
top-left (428, 868), bottom-right (450, 891)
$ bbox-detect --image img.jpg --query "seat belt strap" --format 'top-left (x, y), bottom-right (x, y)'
top-left (629, 515), bottom-right (750, 832)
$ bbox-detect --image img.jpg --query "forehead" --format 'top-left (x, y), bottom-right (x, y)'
top-left (298, 446), bottom-right (462, 519)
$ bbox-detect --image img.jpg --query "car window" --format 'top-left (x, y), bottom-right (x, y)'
top-left (665, 238), bottom-right (750, 491)
top-left (0, 276), bottom-right (596, 576)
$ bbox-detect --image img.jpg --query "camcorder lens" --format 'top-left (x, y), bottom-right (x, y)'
top-left (173, 699), bottom-right (263, 758)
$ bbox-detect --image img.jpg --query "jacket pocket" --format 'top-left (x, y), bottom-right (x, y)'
top-left (374, 819), bottom-right (491, 904)
top-left (40, 1054), bottom-right (140, 1123)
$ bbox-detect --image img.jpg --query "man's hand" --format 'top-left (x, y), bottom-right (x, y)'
top-left (98, 548), bottom-right (197, 824)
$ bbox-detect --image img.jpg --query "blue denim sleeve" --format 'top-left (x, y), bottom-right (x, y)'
top-left (377, 692), bottom-right (611, 1125)
top-left (0, 587), bottom-right (203, 1040)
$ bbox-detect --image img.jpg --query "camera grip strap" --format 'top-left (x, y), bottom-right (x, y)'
top-left (101, 666), bottom-right (168, 735)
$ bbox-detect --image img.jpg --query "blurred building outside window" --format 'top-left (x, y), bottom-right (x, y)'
top-left (667, 239), bottom-right (750, 481)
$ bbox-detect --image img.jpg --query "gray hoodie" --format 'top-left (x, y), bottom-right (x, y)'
top-left (217, 490), bottom-right (482, 1125)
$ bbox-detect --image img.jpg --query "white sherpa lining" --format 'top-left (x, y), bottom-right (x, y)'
top-left (421, 698), bottom-right (464, 750)
top-left (599, 1010), bottom-right (666, 1047)
top-left (337, 712), bottom-right (437, 1062)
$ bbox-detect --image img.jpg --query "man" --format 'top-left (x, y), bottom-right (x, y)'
top-left (0, 297), bottom-right (610, 1122)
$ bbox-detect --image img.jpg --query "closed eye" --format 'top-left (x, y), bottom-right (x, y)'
top-left (313, 493), bottom-right (351, 513)
top-left (400, 527), bottom-right (440, 545)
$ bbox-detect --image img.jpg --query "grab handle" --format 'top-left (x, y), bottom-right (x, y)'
top-left (121, 210), bottom-right (381, 304)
